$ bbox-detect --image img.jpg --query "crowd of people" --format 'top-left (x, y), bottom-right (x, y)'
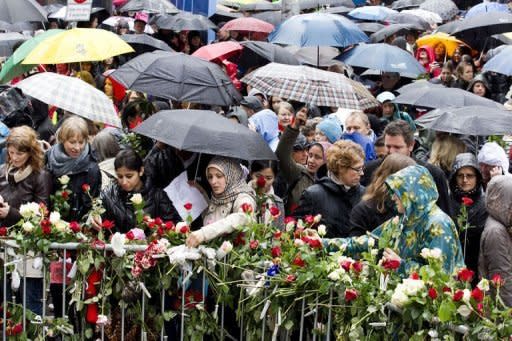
top-left (0, 0), bottom-right (512, 332)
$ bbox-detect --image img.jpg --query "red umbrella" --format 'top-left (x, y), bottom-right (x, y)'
top-left (192, 41), bottom-right (243, 61)
top-left (220, 17), bottom-right (275, 33)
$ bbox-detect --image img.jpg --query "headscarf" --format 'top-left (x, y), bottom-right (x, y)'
top-left (207, 156), bottom-right (254, 206)
top-left (47, 143), bottom-right (92, 177)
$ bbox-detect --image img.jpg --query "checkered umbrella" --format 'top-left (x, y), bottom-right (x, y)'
top-left (15, 72), bottom-right (120, 128)
top-left (241, 63), bottom-right (379, 110)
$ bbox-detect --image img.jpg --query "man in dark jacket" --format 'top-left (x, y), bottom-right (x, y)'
top-left (361, 120), bottom-right (451, 215)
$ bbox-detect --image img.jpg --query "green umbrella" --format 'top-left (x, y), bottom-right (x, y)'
top-left (0, 29), bottom-right (63, 83)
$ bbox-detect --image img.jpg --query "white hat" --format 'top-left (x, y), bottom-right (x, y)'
top-left (376, 91), bottom-right (396, 103)
top-left (478, 142), bottom-right (509, 174)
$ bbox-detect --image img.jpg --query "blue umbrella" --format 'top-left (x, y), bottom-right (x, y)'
top-left (348, 6), bottom-right (397, 22)
top-left (336, 43), bottom-right (426, 78)
top-left (465, 2), bottom-right (510, 19)
top-left (482, 45), bottom-right (512, 76)
top-left (268, 12), bottom-right (368, 48)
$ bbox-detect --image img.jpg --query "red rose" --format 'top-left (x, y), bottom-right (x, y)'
top-left (41, 219), bottom-right (51, 235)
top-left (284, 216), bottom-right (296, 225)
top-left (461, 196), bottom-right (474, 206)
top-left (154, 217), bottom-right (163, 226)
top-left (82, 183), bottom-right (90, 192)
top-left (157, 227), bottom-right (164, 236)
top-left (61, 190), bottom-right (69, 200)
top-left (91, 239), bottom-right (106, 249)
top-left (126, 231), bottom-right (135, 240)
top-left (241, 203), bottom-right (253, 214)
top-left (269, 206), bottom-right (280, 218)
top-left (179, 225), bottom-right (190, 234)
top-left (184, 202), bottom-right (193, 211)
top-left (457, 268), bottom-right (474, 282)
top-left (271, 246), bottom-right (282, 258)
top-left (273, 231), bottom-right (282, 239)
top-left (292, 255), bottom-right (305, 267)
top-left (256, 175), bottom-right (266, 189)
top-left (453, 289), bottom-right (464, 302)
top-left (428, 287), bottom-right (438, 300)
top-left (341, 260), bottom-right (353, 272)
top-left (164, 221), bottom-right (175, 231)
top-left (471, 287), bottom-right (484, 302)
top-left (352, 261), bottom-right (363, 273)
top-left (0, 227), bottom-right (7, 236)
top-left (249, 240), bottom-right (259, 250)
top-left (285, 274), bottom-right (296, 283)
top-left (477, 303), bottom-right (484, 314)
top-left (382, 259), bottom-right (401, 270)
top-left (345, 289), bottom-right (358, 302)
top-left (101, 220), bottom-right (115, 230)
top-left (12, 323), bottom-right (22, 335)
top-left (234, 232), bottom-right (246, 246)
top-left (492, 274), bottom-right (504, 287)
top-left (307, 238), bottom-right (322, 249)
top-left (410, 272), bottom-right (420, 280)
top-left (69, 221), bottom-right (81, 233)
top-left (442, 286), bottom-right (452, 293)
top-left (304, 215), bottom-right (314, 225)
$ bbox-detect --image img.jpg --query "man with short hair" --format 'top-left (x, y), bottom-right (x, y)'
top-left (345, 111), bottom-right (376, 143)
top-left (361, 120), bottom-right (451, 215)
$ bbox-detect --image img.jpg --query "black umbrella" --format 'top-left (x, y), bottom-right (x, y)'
top-left (416, 105), bottom-right (512, 135)
top-left (385, 12), bottom-right (431, 31)
top-left (452, 12), bottom-right (512, 51)
top-left (209, 8), bottom-right (242, 25)
top-left (435, 20), bottom-right (460, 34)
top-left (395, 86), bottom-right (504, 109)
top-left (154, 12), bottom-right (217, 31)
top-left (133, 109), bottom-right (276, 160)
top-left (119, 0), bottom-right (179, 14)
top-left (357, 22), bottom-right (385, 35)
top-left (391, 0), bottom-right (425, 10)
top-left (238, 41), bottom-right (300, 70)
top-left (110, 51), bottom-right (242, 106)
top-left (121, 34), bottom-right (174, 55)
top-left (370, 23), bottom-right (416, 43)
top-left (284, 45), bottom-right (340, 67)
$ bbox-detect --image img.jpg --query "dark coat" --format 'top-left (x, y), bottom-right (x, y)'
top-left (294, 177), bottom-right (364, 238)
top-left (0, 166), bottom-right (52, 226)
top-left (99, 180), bottom-right (180, 234)
top-left (361, 156), bottom-right (451, 215)
top-left (348, 199), bottom-right (395, 237)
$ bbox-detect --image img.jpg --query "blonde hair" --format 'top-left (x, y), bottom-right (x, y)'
top-left (363, 154), bottom-right (416, 213)
top-left (57, 116), bottom-right (89, 143)
top-left (278, 101), bottom-right (294, 114)
top-left (6, 126), bottom-right (44, 172)
top-left (429, 135), bottom-right (466, 175)
top-left (326, 140), bottom-right (365, 176)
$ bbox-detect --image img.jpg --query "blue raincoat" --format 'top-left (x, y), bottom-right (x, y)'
top-left (328, 165), bottom-right (464, 275)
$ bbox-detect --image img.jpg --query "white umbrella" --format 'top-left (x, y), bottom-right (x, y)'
top-left (402, 9), bottom-right (443, 26)
top-left (15, 72), bottom-right (121, 128)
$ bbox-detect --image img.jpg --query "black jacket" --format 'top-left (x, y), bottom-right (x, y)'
top-left (294, 177), bottom-right (364, 238)
top-left (361, 156), bottom-right (451, 215)
top-left (100, 180), bottom-right (180, 234)
top-left (348, 199), bottom-right (395, 237)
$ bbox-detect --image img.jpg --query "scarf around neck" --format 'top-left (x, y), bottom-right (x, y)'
top-left (47, 143), bottom-right (92, 177)
top-left (6, 164), bottom-right (33, 183)
top-left (208, 156), bottom-right (254, 206)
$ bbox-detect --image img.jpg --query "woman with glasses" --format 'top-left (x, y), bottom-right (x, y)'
top-left (294, 140), bottom-right (365, 238)
top-left (449, 153), bottom-right (487, 283)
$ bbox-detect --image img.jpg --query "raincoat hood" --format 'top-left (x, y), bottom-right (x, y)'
top-left (449, 152), bottom-right (483, 192)
top-left (415, 46), bottom-right (436, 66)
top-left (486, 175), bottom-right (512, 228)
top-left (467, 74), bottom-right (490, 93)
top-left (248, 109), bottom-right (279, 151)
top-left (386, 165), bottom-right (438, 222)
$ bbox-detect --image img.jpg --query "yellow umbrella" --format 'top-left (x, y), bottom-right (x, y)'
top-left (23, 28), bottom-right (134, 64)
top-left (416, 32), bottom-right (469, 57)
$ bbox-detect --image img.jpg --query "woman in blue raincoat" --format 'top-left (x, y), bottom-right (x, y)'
top-left (327, 165), bottom-right (464, 275)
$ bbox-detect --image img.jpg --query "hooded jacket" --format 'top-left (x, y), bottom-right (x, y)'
top-left (467, 74), bottom-right (491, 99)
top-left (380, 102), bottom-right (416, 132)
top-left (479, 175), bottom-right (512, 307)
top-left (449, 153), bottom-right (487, 279)
top-left (335, 165), bottom-right (464, 275)
top-left (248, 109), bottom-right (279, 151)
top-left (415, 46), bottom-right (440, 77)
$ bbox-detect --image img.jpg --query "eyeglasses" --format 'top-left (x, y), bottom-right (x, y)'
top-left (349, 165), bottom-right (365, 174)
top-left (456, 173), bottom-right (476, 180)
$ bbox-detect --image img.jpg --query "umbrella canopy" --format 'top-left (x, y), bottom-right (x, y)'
top-left (416, 105), bottom-right (512, 135)
top-left (391, 0), bottom-right (425, 10)
top-left (356, 22), bottom-right (385, 35)
top-left (370, 23), bottom-right (416, 43)
top-left (268, 12), bottom-right (368, 48)
top-left (419, 0), bottom-right (458, 22)
top-left (209, 4), bottom-right (243, 25)
top-left (416, 32), bottom-right (467, 57)
top-left (348, 6), bottom-right (397, 21)
top-left (102, 16), bottom-right (155, 34)
top-left (119, 0), bottom-right (179, 14)
top-left (220, 0), bottom-right (280, 11)
top-left (284, 45), bottom-right (340, 67)
top-left (134, 109), bottom-right (276, 160)
top-left (15, 72), bottom-right (120, 127)
top-left (465, 2), bottom-right (509, 19)
top-left (395, 86), bottom-right (504, 109)
top-left (435, 20), bottom-right (460, 34)
top-left (250, 11), bottom-right (283, 26)
top-left (324, 5), bottom-right (353, 14)
top-left (154, 12), bottom-right (217, 31)
top-left (0, 29), bottom-right (63, 83)
top-left (23, 28), bottom-right (134, 64)
top-left (121, 34), bottom-right (174, 55)
top-left (43, 3), bottom-right (64, 15)
top-left (385, 12), bottom-right (431, 31)
top-left (110, 51), bottom-right (241, 106)
top-left (336, 43), bottom-right (426, 77)
top-left (0, 32), bottom-right (28, 57)
top-left (221, 17), bottom-right (274, 33)
top-left (0, 0), bottom-right (47, 23)
top-left (482, 45), bottom-right (512, 76)
top-left (7, 22), bottom-right (35, 33)
top-left (192, 41), bottom-right (243, 61)
top-left (241, 62), bottom-right (379, 109)
top-left (402, 9), bottom-right (443, 26)
top-left (238, 41), bottom-right (300, 69)
top-left (452, 12), bottom-right (512, 51)
top-left (396, 79), bottom-right (444, 93)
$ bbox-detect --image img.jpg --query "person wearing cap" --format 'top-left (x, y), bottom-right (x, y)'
top-left (248, 88), bottom-right (269, 109)
top-left (376, 91), bottom-right (415, 132)
top-left (134, 12), bottom-right (148, 34)
top-left (292, 133), bottom-right (309, 166)
top-left (241, 96), bottom-right (279, 152)
top-left (315, 117), bottom-right (342, 144)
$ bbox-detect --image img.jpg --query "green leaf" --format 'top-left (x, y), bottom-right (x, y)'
top-left (438, 299), bottom-right (456, 322)
top-left (85, 328), bottom-right (93, 339)
top-left (163, 310), bottom-right (177, 321)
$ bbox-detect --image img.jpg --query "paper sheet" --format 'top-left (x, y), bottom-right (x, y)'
top-left (164, 171), bottom-right (208, 221)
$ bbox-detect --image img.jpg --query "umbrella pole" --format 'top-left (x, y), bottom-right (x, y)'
top-left (317, 45), bottom-right (319, 68)
top-left (194, 153), bottom-right (202, 182)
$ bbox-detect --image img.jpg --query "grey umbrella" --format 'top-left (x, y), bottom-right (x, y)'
top-left (396, 79), bottom-right (444, 93)
top-left (284, 45), bottom-right (340, 67)
top-left (391, 0), bottom-right (425, 10)
top-left (121, 34), bottom-right (174, 55)
top-left (110, 51), bottom-right (241, 106)
top-left (119, 0), bottom-right (179, 14)
top-left (0, 32), bottom-right (27, 57)
top-left (133, 109), bottom-right (276, 160)
top-left (239, 41), bottom-right (300, 70)
top-left (357, 22), bottom-right (385, 35)
top-left (385, 12), bottom-right (431, 31)
top-left (416, 105), bottom-right (512, 135)
top-left (419, 0), bottom-right (458, 22)
top-left (154, 12), bottom-right (217, 31)
top-left (370, 23), bottom-right (417, 43)
top-left (0, 0), bottom-right (47, 23)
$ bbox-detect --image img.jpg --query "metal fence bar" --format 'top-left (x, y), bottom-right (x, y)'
top-left (22, 248), bottom-right (26, 332)
top-left (62, 249), bottom-right (67, 318)
top-left (3, 246), bottom-right (7, 341)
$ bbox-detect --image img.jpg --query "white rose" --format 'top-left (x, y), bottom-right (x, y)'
top-left (367, 237), bottom-right (375, 248)
top-left (297, 219), bottom-right (305, 229)
top-left (430, 248), bottom-right (442, 259)
top-left (49, 211), bottom-right (61, 225)
top-left (130, 193), bottom-right (143, 205)
top-left (54, 221), bottom-right (67, 232)
top-left (477, 278), bottom-right (490, 292)
top-left (19, 202), bottom-right (40, 219)
top-left (285, 221), bottom-right (295, 232)
top-left (317, 224), bottom-right (327, 237)
top-left (58, 175), bottom-right (70, 186)
top-left (401, 278), bottom-right (425, 296)
top-left (420, 248), bottom-right (430, 260)
top-left (96, 314), bottom-right (108, 325)
top-left (355, 236), bottom-right (367, 245)
top-left (328, 269), bottom-right (343, 281)
top-left (391, 288), bottom-right (409, 308)
top-left (22, 221), bottom-right (34, 233)
top-left (216, 241), bottom-right (233, 260)
top-left (462, 289), bottom-right (471, 303)
top-left (313, 214), bottom-right (322, 224)
top-left (111, 232), bottom-right (126, 257)
top-left (176, 222), bottom-right (188, 231)
top-left (157, 239), bottom-right (170, 250)
top-left (457, 304), bottom-right (472, 318)
top-left (294, 239), bottom-right (305, 247)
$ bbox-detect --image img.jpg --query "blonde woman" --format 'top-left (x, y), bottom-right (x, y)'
top-left (428, 134), bottom-right (466, 178)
